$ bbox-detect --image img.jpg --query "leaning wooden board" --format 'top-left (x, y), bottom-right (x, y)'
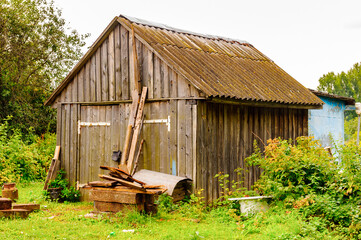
top-left (43, 146), bottom-right (61, 190)
top-left (127, 87), bottom-right (147, 173)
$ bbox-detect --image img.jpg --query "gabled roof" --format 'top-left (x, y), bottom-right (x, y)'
top-left (45, 15), bottom-right (324, 106)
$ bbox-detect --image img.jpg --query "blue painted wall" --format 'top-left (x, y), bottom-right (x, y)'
top-left (308, 96), bottom-right (346, 147)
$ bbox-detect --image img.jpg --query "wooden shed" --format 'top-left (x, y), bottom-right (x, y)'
top-left (45, 15), bottom-right (324, 201)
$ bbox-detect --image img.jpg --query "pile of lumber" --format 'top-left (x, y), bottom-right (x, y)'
top-left (0, 187), bottom-right (40, 219)
top-left (94, 165), bottom-right (166, 193)
top-left (88, 165), bottom-right (166, 213)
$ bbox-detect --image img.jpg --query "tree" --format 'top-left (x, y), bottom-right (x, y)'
top-left (318, 63), bottom-right (361, 102)
top-left (0, 0), bottom-right (88, 135)
top-left (318, 62), bottom-right (361, 121)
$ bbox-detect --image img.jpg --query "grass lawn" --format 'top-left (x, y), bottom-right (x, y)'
top-left (0, 183), bottom-right (344, 239)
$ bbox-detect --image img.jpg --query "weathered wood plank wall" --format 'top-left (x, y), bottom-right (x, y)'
top-left (55, 23), bottom-right (200, 186)
top-left (196, 102), bottom-right (308, 202)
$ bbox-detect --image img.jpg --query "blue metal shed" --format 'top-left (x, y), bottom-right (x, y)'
top-left (308, 89), bottom-right (355, 147)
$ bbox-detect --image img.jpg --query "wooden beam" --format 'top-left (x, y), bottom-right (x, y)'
top-left (99, 174), bottom-right (145, 191)
top-left (127, 87), bottom-right (148, 173)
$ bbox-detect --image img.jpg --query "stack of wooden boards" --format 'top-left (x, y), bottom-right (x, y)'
top-left (0, 197), bottom-right (40, 219)
top-left (2, 183), bottom-right (18, 202)
top-left (88, 165), bottom-right (166, 213)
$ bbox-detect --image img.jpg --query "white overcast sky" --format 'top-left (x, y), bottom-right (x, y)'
top-left (53, 0), bottom-right (361, 89)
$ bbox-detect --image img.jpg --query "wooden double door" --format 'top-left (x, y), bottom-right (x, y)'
top-left (77, 102), bottom-right (170, 185)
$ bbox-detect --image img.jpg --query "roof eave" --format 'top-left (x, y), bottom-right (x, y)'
top-left (209, 96), bottom-right (323, 109)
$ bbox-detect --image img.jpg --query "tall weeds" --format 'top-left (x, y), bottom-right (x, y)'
top-left (0, 119), bottom-right (56, 184)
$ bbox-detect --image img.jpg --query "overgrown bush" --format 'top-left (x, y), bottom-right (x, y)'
top-left (246, 136), bottom-right (361, 237)
top-left (0, 118), bottom-right (56, 184)
top-left (247, 137), bottom-right (337, 201)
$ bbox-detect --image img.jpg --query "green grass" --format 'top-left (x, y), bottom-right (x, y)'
top-left (0, 183), bottom-right (345, 239)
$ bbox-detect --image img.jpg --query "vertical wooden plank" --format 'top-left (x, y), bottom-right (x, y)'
top-left (135, 39), bottom-right (143, 93)
top-left (115, 25), bottom-right (122, 101)
top-left (159, 102), bottom-right (169, 174)
top-left (192, 104), bottom-right (197, 185)
top-left (56, 103), bottom-right (62, 146)
top-left (235, 106), bottom-right (241, 183)
top-left (241, 107), bottom-right (249, 189)
top-left (161, 61), bottom-right (170, 98)
top-left (216, 103), bottom-right (223, 198)
top-left (128, 32), bottom-right (134, 93)
top-left (303, 109), bottom-right (308, 136)
top-left (147, 51), bottom-right (154, 98)
top-left (284, 108), bottom-right (289, 140)
top-left (195, 102), bottom-right (204, 194)
top-left (177, 100), bottom-right (186, 176)
top-left (84, 62), bottom-right (90, 102)
top-left (86, 106), bottom-right (92, 182)
top-left (101, 40), bottom-right (109, 101)
top-left (210, 103), bottom-right (218, 200)
top-left (185, 103), bottom-right (193, 179)
top-left (76, 104), bottom-right (81, 183)
top-left (90, 55), bottom-right (96, 102)
top-left (279, 108), bottom-right (284, 139)
top-left (169, 99), bottom-right (177, 175)
top-left (111, 105), bottom-right (120, 152)
top-left (79, 106), bottom-right (86, 184)
top-left (64, 104), bottom-right (71, 179)
top-left (69, 104), bottom-right (75, 185)
top-left (60, 105), bottom-right (65, 170)
top-left (152, 103), bottom-right (161, 172)
top-left (64, 82), bottom-right (71, 102)
top-left (121, 26), bottom-right (129, 100)
top-left (297, 109), bottom-right (302, 138)
top-left (72, 104), bottom-right (78, 186)
top-left (288, 108), bottom-right (293, 142)
top-left (108, 31), bottom-right (116, 101)
top-left (169, 70), bottom-right (177, 98)
top-left (153, 56), bottom-right (161, 98)
top-left (72, 75), bottom-right (78, 102)
top-left (204, 103), bottom-right (211, 201)
top-left (274, 108), bottom-right (279, 139)
top-left (99, 106), bottom-right (106, 179)
top-left (105, 106), bottom-right (112, 168)
top-left (96, 48), bottom-right (102, 102)
top-left (292, 109), bottom-right (297, 142)
top-left (229, 105), bottom-right (236, 191)
top-left (265, 108), bottom-right (270, 142)
top-left (178, 75), bottom-right (191, 97)
top-left (247, 107), bottom-right (254, 189)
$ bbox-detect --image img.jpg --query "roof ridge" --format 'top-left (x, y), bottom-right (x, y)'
top-left (119, 14), bottom-right (251, 47)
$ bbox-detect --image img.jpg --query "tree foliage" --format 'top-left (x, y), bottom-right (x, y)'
top-left (317, 62), bottom-right (361, 101)
top-left (0, 0), bottom-right (88, 135)
top-left (317, 62), bottom-right (361, 120)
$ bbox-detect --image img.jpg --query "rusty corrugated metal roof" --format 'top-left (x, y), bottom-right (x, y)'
top-left (120, 15), bottom-right (323, 106)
